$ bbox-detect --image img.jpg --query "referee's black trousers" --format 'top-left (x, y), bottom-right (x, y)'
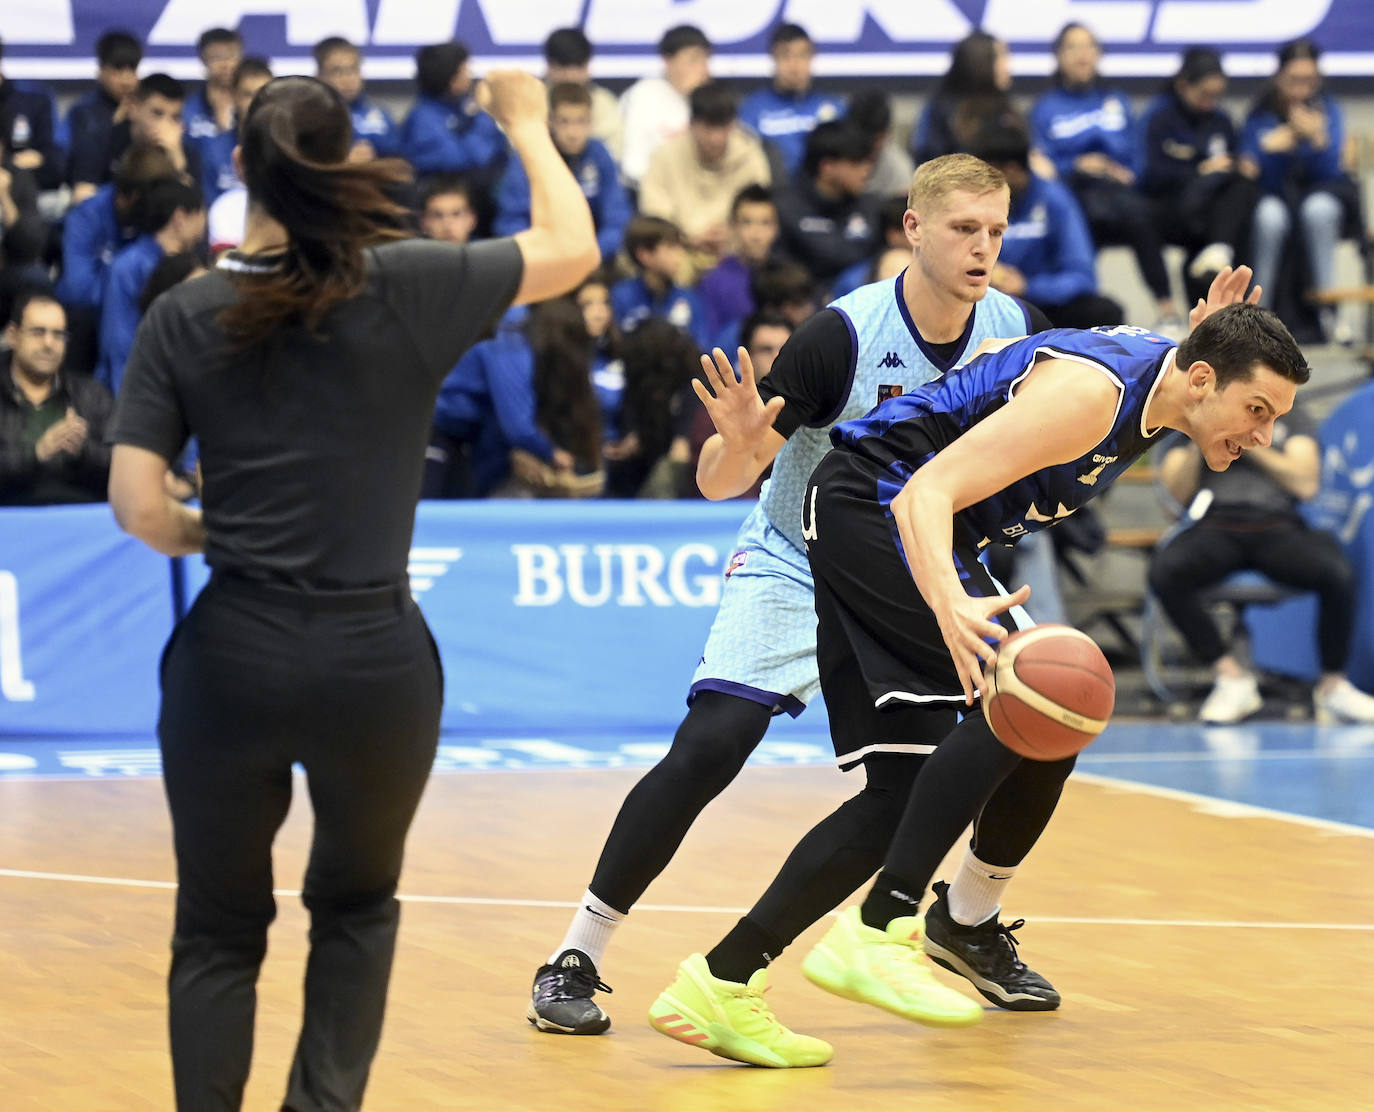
top-left (158, 575), bottom-right (442, 1112)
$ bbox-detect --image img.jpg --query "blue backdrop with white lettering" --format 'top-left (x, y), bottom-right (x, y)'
top-left (2, 500), bottom-right (830, 739)
top-left (0, 506), bottom-right (174, 734)
top-left (179, 500), bottom-right (798, 736)
top-left (4, 1), bottom-right (1374, 79)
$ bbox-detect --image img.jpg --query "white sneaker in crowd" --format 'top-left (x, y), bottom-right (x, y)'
top-left (1188, 242), bottom-right (1234, 280)
top-left (1198, 672), bottom-right (1263, 724)
top-left (1314, 677), bottom-right (1374, 724)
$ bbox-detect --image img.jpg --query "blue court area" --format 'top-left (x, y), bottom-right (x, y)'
top-left (4, 719), bottom-right (1372, 831)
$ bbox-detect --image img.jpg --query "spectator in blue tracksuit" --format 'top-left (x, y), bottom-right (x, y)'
top-left (738, 23), bottom-right (844, 177)
top-left (63, 30), bottom-right (143, 196)
top-left (611, 216), bottom-right (710, 351)
top-left (1240, 38), bottom-right (1357, 339)
top-left (975, 123), bottom-right (1123, 330)
top-left (1031, 22), bottom-right (1179, 327)
top-left (400, 42), bottom-right (505, 182)
top-left (197, 59), bottom-right (273, 206)
top-left (1137, 48), bottom-right (1259, 304)
top-left (96, 177), bottom-right (204, 394)
top-left (429, 298), bottom-right (602, 498)
top-left (0, 48), bottom-right (64, 190)
top-left (314, 37), bottom-right (401, 160)
top-left (182, 28), bottom-right (242, 156)
top-left (494, 83), bottom-right (629, 264)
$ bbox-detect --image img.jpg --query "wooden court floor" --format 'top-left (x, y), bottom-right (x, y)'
top-left (2, 762), bottom-right (1372, 1111)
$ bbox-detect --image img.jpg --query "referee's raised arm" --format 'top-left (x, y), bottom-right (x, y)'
top-left (478, 69), bottom-right (601, 305)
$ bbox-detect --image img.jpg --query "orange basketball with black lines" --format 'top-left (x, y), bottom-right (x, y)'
top-left (983, 625), bottom-right (1115, 760)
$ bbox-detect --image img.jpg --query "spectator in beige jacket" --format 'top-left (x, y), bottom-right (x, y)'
top-left (638, 81), bottom-right (771, 281)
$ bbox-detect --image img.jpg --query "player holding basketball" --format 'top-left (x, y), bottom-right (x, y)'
top-left (652, 299), bottom-right (1308, 1062)
top-left (529, 156), bottom-right (1069, 1049)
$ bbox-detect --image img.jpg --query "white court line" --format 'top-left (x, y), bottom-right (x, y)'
top-left (0, 869), bottom-right (1369, 930)
top-left (1072, 770), bottom-right (1374, 839)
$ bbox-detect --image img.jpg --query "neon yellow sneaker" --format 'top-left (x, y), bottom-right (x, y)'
top-left (802, 906), bottom-right (984, 1027)
top-left (648, 953), bottom-right (833, 1068)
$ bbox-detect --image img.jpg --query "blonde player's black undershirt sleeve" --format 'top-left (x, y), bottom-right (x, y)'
top-left (756, 309), bottom-right (856, 439)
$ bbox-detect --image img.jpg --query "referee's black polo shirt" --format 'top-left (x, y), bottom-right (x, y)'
top-left (109, 237), bottom-right (523, 587)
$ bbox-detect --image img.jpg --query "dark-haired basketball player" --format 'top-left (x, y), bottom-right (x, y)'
top-left (652, 293), bottom-right (1306, 1063)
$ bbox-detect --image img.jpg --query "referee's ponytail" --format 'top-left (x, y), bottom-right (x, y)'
top-left (219, 76), bottom-right (412, 347)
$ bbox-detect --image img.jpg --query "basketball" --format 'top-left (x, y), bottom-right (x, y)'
top-left (983, 625), bottom-right (1115, 760)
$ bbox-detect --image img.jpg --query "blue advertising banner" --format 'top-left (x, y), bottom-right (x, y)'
top-left (180, 499), bottom-right (829, 738)
top-left (0, 505), bottom-right (174, 734)
top-left (4, 0), bottom-right (1374, 80)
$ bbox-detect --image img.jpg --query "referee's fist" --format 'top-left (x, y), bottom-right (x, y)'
top-left (475, 69), bottom-right (549, 135)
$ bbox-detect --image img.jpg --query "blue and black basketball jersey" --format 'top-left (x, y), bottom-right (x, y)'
top-left (831, 325), bottom-right (1177, 550)
top-left (759, 272), bottom-right (1032, 552)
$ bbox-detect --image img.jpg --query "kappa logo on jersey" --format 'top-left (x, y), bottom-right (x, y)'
top-left (877, 383), bottom-right (905, 403)
top-left (725, 549), bottom-right (749, 578)
top-left (877, 352), bottom-right (906, 369)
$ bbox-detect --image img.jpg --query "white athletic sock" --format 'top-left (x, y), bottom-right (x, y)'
top-left (549, 889), bottom-right (625, 968)
top-left (947, 849), bottom-right (1018, 927)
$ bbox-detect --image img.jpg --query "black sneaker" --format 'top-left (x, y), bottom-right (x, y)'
top-left (921, 880), bottom-right (1061, 1011)
top-left (528, 949), bottom-right (613, 1034)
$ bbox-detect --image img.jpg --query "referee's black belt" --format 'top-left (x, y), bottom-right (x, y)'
top-left (209, 570), bottom-right (411, 614)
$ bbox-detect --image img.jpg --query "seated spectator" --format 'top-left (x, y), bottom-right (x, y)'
top-left (775, 121), bottom-right (880, 292)
top-left (314, 36), bottom-right (400, 161)
top-left (97, 176), bottom-right (205, 393)
top-left (849, 88), bottom-right (915, 200)
top-left (69, 73), bottom-right (201, 199)
top-left (200, 58), bottom-right (272, 206)
top-left (183, 28), bottom-right (242, 149)
top-left (611, 215), bottom-right (709, 349)
top-left (698, 183), bottom-right (782, 346)
top-left (974, 123), bottom-right (1123, 329)
top-left (605, 318), bottom-right (701, 498)
top-left (0, 141), bottom-right (40, 240)
top-left (619, 25), bottom-right (711, 189)
top-left (1241, 39), bottom-right (1359, 343)
top-left (543, 27), bottom-right (623, 160)
top-left (639, 81), bottom-right (770, 279)
top-left (749, 259), bottom-right (818, 328)
top-left (0, 37), bottom-right (63, 190)
top-left (495, 83), bottom-right (629, 264)
top-left (0, 292), bottom-right (113, 506)
top-left (419, 174), bottom-right (479, 245)
top-left (0, 214), bottom-right (51, 329)
top-left (55, 143), bottom-right (177, 373)
top-left (912, 30), bottom-right (1018, 164)
top-left (575, 270), bottom-right (626, 450)
top-left (64, 30), bottom-right (143, 203)
top-left (679, 309), bottom-right (793, 498)
top-left (400, 41), bottom-right (505, 184)
top-left (430, 298), bottom-right (604, 499)
top-left (1032, 23), bottom-right (1181, 328)
top-left (1139, 48), bottom-right (1260, 306)
top-left (738, 24), bottom-right (844, 178)
top-left (829, 193), bottom-right (911, 298)
top-left (1149, 406), bottom-right (1374, 724)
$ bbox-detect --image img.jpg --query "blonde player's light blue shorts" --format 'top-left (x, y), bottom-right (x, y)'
top-left (688, 505), bottom-right (820, 716)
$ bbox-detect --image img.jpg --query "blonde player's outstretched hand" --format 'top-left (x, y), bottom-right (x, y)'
top-left (693, 346), bottom-right (786, 454)
top-left (475, 69), bottom-right (549, 134)
top-left (1188, 264), bottom-right (1262, 332)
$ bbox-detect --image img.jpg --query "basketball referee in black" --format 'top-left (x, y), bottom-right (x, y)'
top-left (106, 73), bottom-right (598, 1111)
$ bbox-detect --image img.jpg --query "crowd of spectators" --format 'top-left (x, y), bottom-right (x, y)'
top-left (0, 21), bottom-right (1366, 508)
